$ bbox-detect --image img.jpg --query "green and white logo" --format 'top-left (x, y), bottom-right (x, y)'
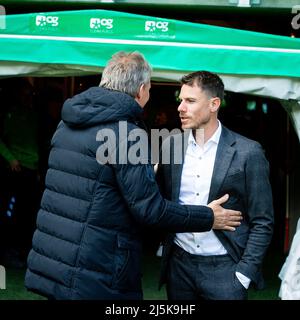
top-left (145, 21), bottom-right (169, 33)
top-left (90, 18), bottom-right (113, 32)
top-left (35, 15), bottom-right (59, 27)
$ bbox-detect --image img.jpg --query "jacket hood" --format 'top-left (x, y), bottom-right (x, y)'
top-left (61, 86), bottom-right (143, 128)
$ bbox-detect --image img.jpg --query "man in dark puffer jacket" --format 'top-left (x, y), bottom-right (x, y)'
top-left (25, 51), bottom-right (242, 300)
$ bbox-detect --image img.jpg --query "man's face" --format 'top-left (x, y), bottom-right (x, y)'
top-left (178, 84), bottom-right (213, 130)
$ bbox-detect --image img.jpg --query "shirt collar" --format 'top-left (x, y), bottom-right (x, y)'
top-left (188, 120), bottom-right (222, 146)
top-left (209, 120), bottom-right (222, 145)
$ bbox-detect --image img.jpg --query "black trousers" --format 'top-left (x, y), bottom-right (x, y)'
top-left (166, 244), bottom-right (248, 300)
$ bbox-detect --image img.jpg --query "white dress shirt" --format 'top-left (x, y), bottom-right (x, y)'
top-left (174, 121), bottom-right (250, 289)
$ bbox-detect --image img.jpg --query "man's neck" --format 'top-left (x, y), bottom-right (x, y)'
top-left (193, 120), bottom-right (219, 146)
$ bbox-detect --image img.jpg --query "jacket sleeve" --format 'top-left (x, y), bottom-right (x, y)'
top-left (236, 143), bottom-right (274, 283)
top-left (155, 162), bottom-right (167, 198)
top-left (112, 161), bottom-right (213, 233)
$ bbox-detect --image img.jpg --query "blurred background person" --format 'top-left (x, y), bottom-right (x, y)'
top-left (0, 78), bottom-right (41, 267)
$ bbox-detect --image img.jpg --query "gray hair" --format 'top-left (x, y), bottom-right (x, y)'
top-left (100, 51), bottom-right (152, 98)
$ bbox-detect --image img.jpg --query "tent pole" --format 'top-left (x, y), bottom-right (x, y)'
top-left (284, 114), bottom-right (290, 254)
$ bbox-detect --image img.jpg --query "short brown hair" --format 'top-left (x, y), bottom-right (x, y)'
top-left (181, 71), bottom-right (224, 101)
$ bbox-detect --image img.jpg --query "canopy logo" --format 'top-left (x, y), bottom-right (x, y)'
top-left (291, 5), bottom-right (300, 30)
top-left (90, 18), bottom-right (113, 32)
top-left (36, 15), bottom-right (59, 27)
top-left (145, 21), bottom-right (169, 32)
top-left (0, 5), bottom-right (6, 29)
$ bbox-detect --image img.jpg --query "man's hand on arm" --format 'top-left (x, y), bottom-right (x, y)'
top-left (208, 194), bottom-right (242, 231)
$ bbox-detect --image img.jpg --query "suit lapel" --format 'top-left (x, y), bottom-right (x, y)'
top-left (171, 130), bottom-right (190, 201)
top-left (208, 126), bottom-right (236, 202)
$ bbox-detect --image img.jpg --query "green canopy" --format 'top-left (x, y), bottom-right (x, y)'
top-left (0, 9), bottom-right (300, 106)
top-left (1, 9), bottom-right (300, 139)
top-left (1, 9), bottom-right (300, 77)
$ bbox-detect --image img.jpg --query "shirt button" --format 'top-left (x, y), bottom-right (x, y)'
top-left (197, 245), bottom-right (200, 248)
top-left (197, 175), bottom-right (200, 178)
top-left (196, 193), bottom-right (199, 196)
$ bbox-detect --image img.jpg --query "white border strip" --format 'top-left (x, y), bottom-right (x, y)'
top-left (1, 34), bottom-right (300, 54)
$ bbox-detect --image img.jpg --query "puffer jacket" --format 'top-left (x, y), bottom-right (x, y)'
top-left (25, 86), bottom-right (213, 300)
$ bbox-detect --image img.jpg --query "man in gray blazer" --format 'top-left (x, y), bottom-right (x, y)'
top-left (156, 71), bottom-right (274, 300)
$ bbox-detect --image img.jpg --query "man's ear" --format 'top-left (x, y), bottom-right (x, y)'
top-left (210, 97), bottom-right (221, 113)
top-left (136, 83), bottom-right (145, 99)
top-left (135, 83), bottom-right (145, 106)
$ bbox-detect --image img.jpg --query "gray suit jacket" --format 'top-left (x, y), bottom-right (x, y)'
top-left (156, 125), bottom-right (274, 289)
